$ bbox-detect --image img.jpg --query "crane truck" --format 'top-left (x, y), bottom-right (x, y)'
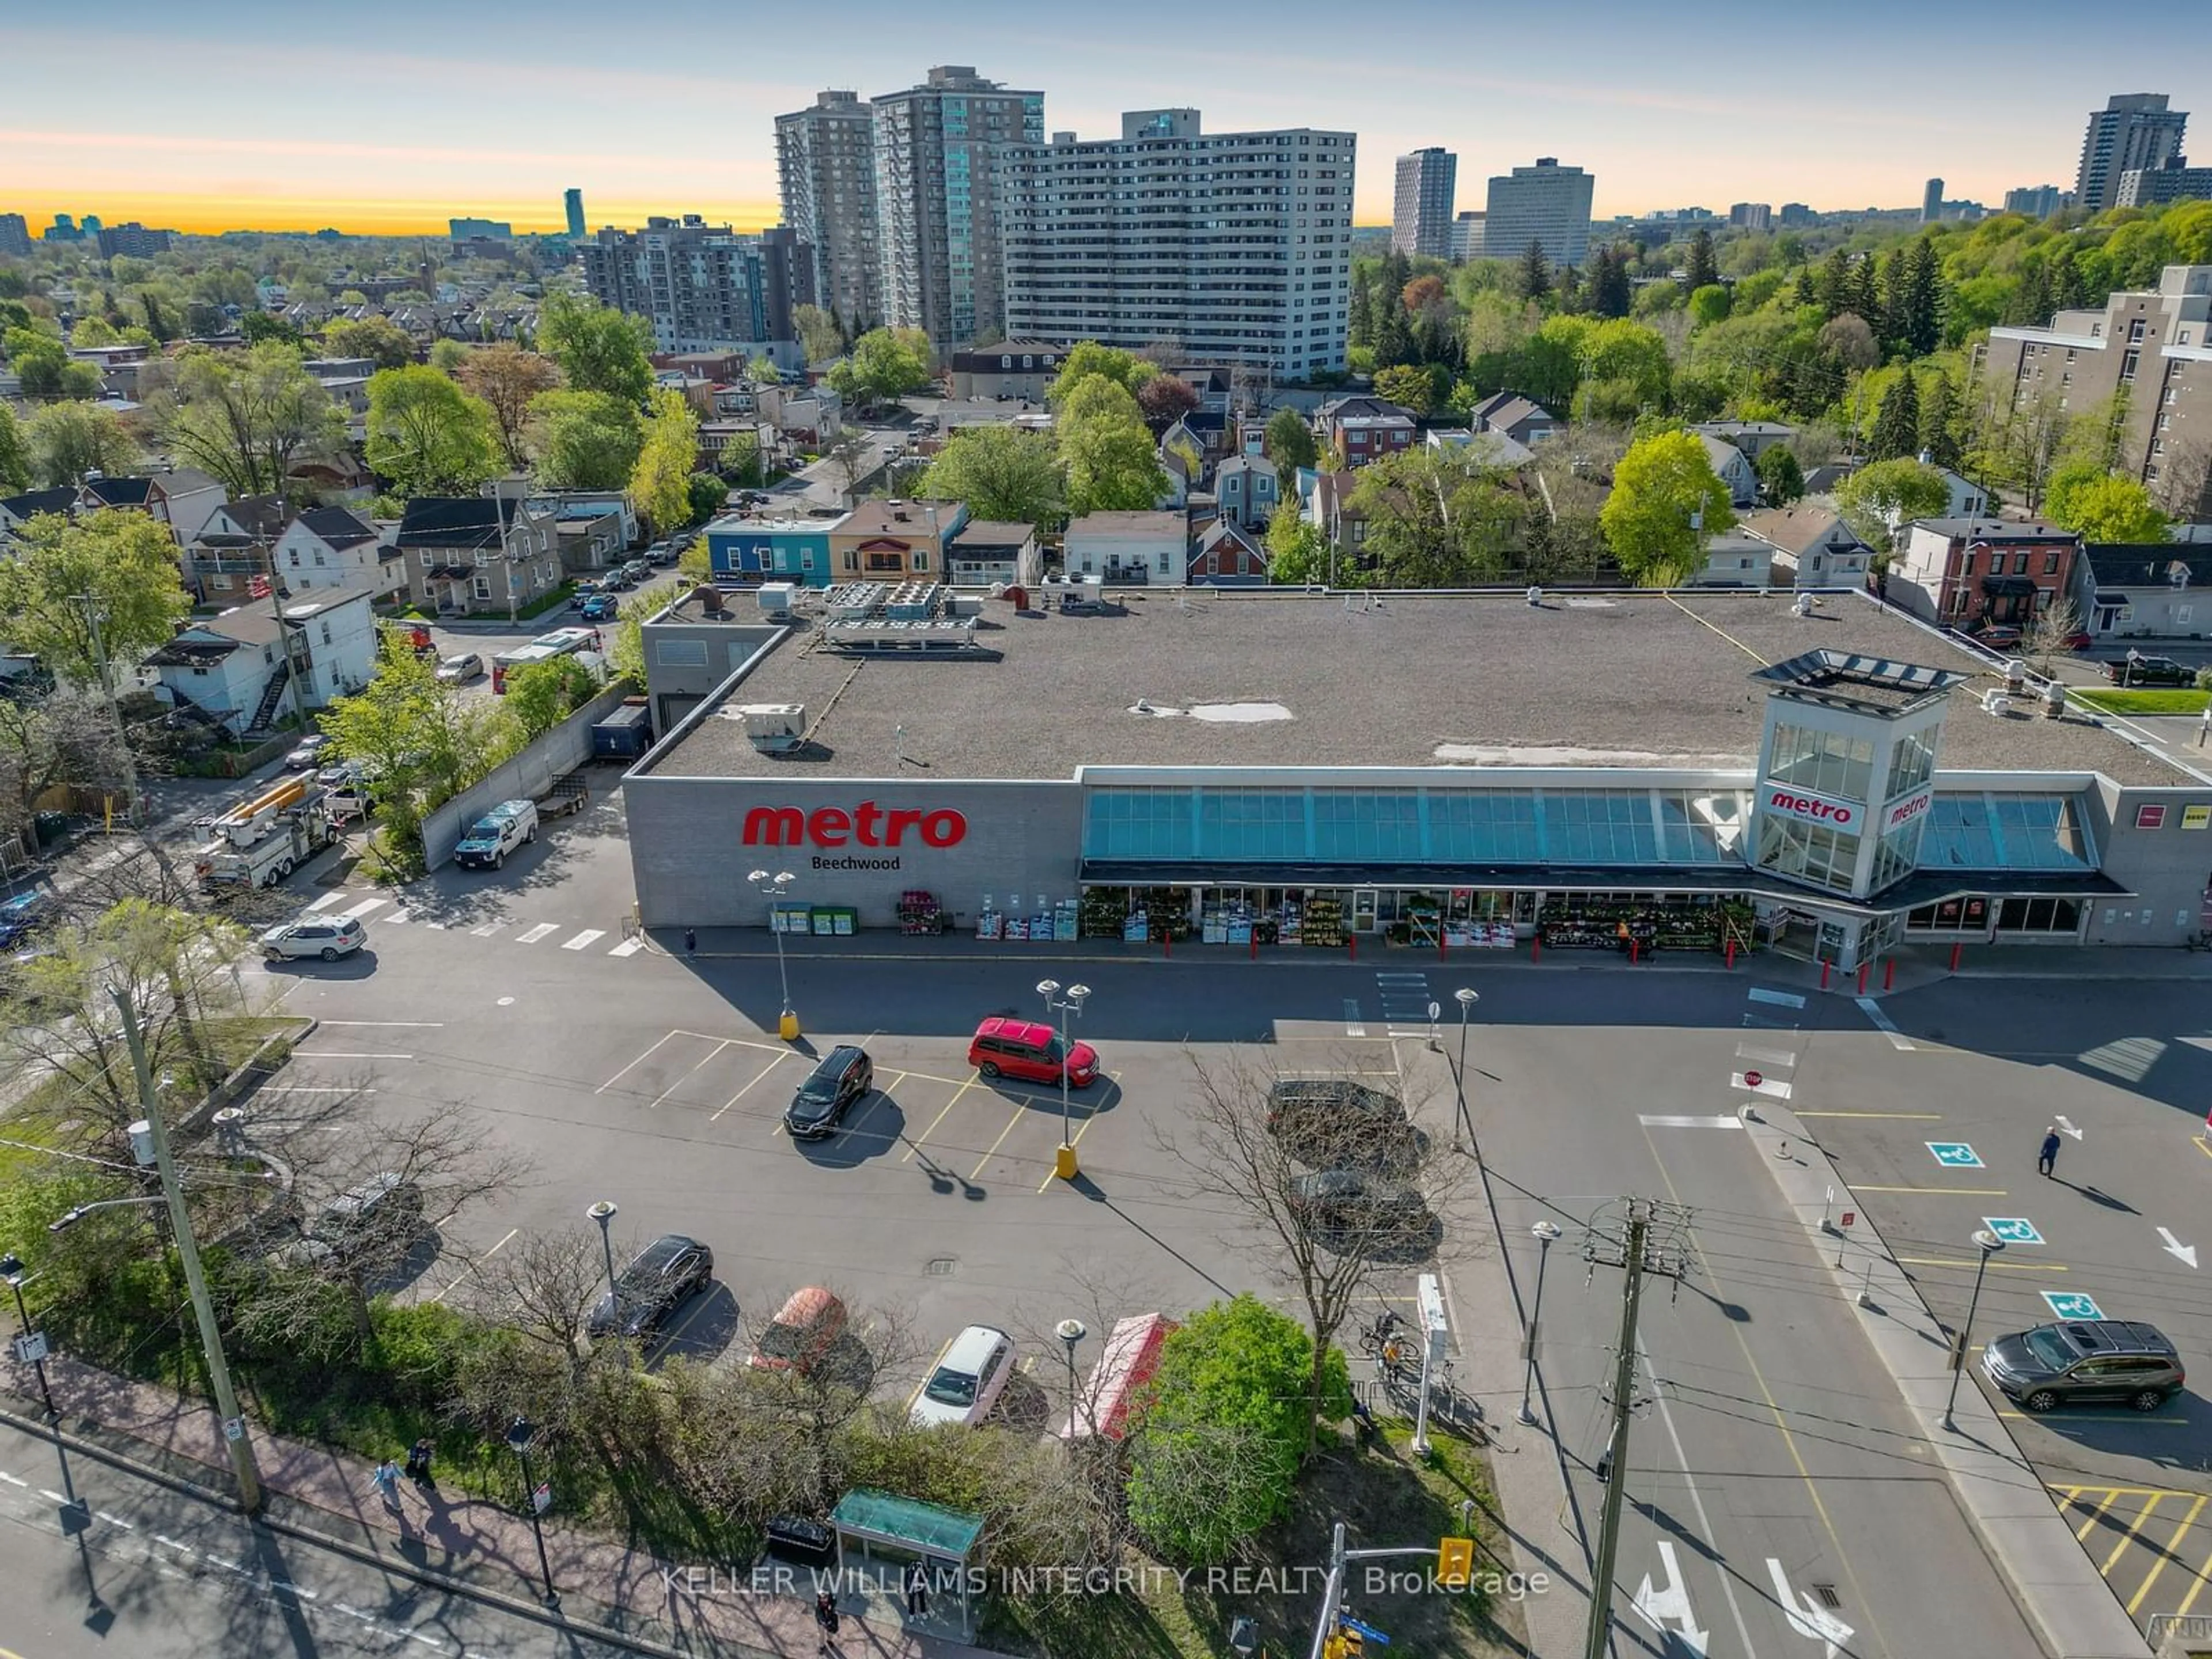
top-left (194, 776), bottom-right (338, 891)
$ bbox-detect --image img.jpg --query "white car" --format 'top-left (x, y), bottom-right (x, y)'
top-left (261, 915), bottom-right (367, 962)
top-left (435, 652), bottom-right (484, 684)
top-left (910, 1325), bottom-right (1015, 1429)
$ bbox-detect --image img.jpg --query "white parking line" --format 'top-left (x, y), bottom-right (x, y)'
top-left (515, 923), bottom-right (560, 944)
top-left (648, 1040), bottom-right (732, 1109)
top-left (39, 1488), bottom-right (66, 1503)
top-left (597, 1030), bottom-right (683, 1096)
top-left (469, 921), bottom-right (502, 937)
top-left (560, 929), bottom-right (606, 951)
top-left (96, 1511), bottom-right (132, 1529)
top-left (1748, 986), bottom-right (1807, 1009)
top-left (382, 909), bottom-right (410, 925)
top-left (607, 937), bottom-right (645, 957)
top-left (1343, 999), bottom-right (1366, 1037)
top-left (305, 892), bottom-right (346, 913)
top-left (711, 1053), bottom-right (791, 1122)
top-left (320, 1020), bottom-right (445, 1027)
top-left (297, 1052), bottom-right (413, 1061)
top-left (339, 898), bottom-right (387, 920)
top-left (432, 1227), bottom-right (519, 1302)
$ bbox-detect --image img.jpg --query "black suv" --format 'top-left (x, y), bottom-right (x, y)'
top-left (589, 1233), bottom-right (714, 1341)
top-left (785, 1044), bottom-right (873, 1139)
top-left (1267, 1079), bottom-right (1419, 1174)
top-left (1982, 1319), bottom-right (2184, 1414)
top-left (2103, 654), bottom-right (2197, 687)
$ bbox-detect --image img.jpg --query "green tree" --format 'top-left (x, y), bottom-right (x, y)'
top-left (320, 632), bottom-right (444, 855)
top-left (6, 328), bottom-right (101, 400)
top-left (791, 305), bottom-right (843, 366)
top-left (685, 471), bottom-right (727, 527)
top-left (1264, 501), bottom-right (1338, 584)
top-left (1877, 246), bottom-right (1911, 354)
top-left (502, 655), bottom-right (599, 741)
top-left (0, 404), bottom-right (28, 492)
top-left (1043, 340), bottom-right (1153, 410)
top-left (1687, 283), bottom-right (1733, 328)
top-left (1589, 243), bottom-right (1634, 319)
top-left (1349, 447), bottom-right (1527, 585)
top-left (1347, 279), bottom-right (1374, 349)
top-left (2042, 461), bottom-right (2171, 543)
top-left (1514, 240), bottom-right (1551, 303)
top-left (1868, 370), bottom-right (1922, 462)
top-left (717, 429), bottom-right (764, 487)
top-left (0, 510), bottom-right (190, 684)
top-left (1580, 319), bottom-right (1671, 411)
top-left (320, 315), bottom-right (418, 369)
top-left (365, 365), bottom-right (499, 497)
top-left (1755, 444), bottom-right (1806, 506)
top-left (1834, 457), bottom-right (1951, 552)
top-left (1056, 376), bottom-right (1168, 515)
top-left (526, 389), bottom-right (641, 490)
top-left (827, 327), bottom-right (933, 412)
top-left (1371, 362), bottom-right (1438, 416)
top-left (458, 343), bottom-right (563, 470)
top-left (917, 426), bottom-right (1066, 528)
top-left (1513, 313), bottom-right (1593, 410)
top-left (427, 338), bottom-right (471, 373)
top-left (1124, 1296), bottom-right (1338, 1567)
top-left (627, 388), bottom-right (698, 536)
top-left (70, 316), bottom-right (120, 348)
top-left (536, 292), bottom-right (653, 403)
top-left (1599, 428), bottom-right (1736, 584)
top-left (161, 343), bottom-right (347, 497)
top-left (1918, 372), bottom-right (1964, 472)
top-left (1902, 238), bottom-right (1945, 357)
top-left (1263, 406), bottom-right (1319, 491)
top-left (25, 402), bottom-right (138, 487)
top-left (1681, 228), bottom-right (1719, 294)
top-left (240, 312), bottom-right (302, 349)
top-left (1371, 294), bottom-right (1415, 368)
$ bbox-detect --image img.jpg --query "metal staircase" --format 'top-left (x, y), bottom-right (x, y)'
top-left (244, 662), bottom-right (291, 736)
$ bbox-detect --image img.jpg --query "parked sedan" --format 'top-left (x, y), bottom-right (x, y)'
top-left (260, 915), bottom-right (367, 962)
top-left (588, 1233), bottom-right (714, 1342)
top-left (1285, 1169), bottom-right (1433, 1244)
top-left (578, 594), bottom-right (620, 623)
top-left (282, 733), bottom-right (331, 771)
top-left (435, 652), bottom-right (484, 684)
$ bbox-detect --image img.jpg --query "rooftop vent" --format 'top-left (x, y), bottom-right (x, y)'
top-left (690, 582), bottom-right (726, 618)
top-left (723, 702), bottom-right (806, 753)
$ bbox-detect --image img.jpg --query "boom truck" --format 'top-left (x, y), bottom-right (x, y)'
top-left (193, 775), bottom-right (338, 891)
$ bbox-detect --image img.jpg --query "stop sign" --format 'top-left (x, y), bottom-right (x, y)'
top-left (1744, 1070), bottom-right (1763, 1089)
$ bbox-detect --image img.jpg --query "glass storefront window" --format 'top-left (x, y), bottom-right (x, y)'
top-left (1756, 816), bottom-right (1861, 893)
top-left (1542, 791), bottom-right (1660, 862)
top-left (1199, 790), bottom-right (1304, 859)
top-left (1768, 722), bottom-right (1876, 803)
top-left (1919, 793), bottom-right (2094, 872)
top-left (1428, 792), bottom-right (1541, 861)
top-left (1995, 896), bottom-right (2085, 934)
top-left (1657, 790), bottom-right (1746, 863)
top-left (1868, 813), bottom-right (1926, 893)
top-left (1312, 790), bottom-right (1421, 859)
top-left (1884, 729), bottom-right (1936, 799)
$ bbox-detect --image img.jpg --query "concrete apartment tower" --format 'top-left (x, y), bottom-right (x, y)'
top-left (1002, 109), bottom-right (1355, 381)
top-left (1482, 158), bottom-right (1595, 269)
top-left (775, 89), bottom-right (883, 334)
top-left (1392, 147), bottom-right (1457, 259)
top-left (2075, 94), bottom-right (2188, 213)
top-left (868, 66), bottom-right (1043, 347)
top-left (1921, 178), bottom-right (1944, 223)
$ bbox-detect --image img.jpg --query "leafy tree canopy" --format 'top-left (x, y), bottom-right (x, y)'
top-left (365, 365), bottom-right (500, 497)
top-left (1598, 428), bottom-right (1735, 584)
top-left (0, 509), bottom-right (191, 684)
top-left (2043, 461), bottom-right (2171, 544)
top-left (536, 292), bottom-right (653, 404)
top-left (917, 425), bottom-right (1066, 528)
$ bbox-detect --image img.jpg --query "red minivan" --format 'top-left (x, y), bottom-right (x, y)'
top-left (969, 1017), bottom-right (1099, 1086)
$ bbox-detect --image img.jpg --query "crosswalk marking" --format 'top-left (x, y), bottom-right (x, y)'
top-left (339, 897), bottom-right (386, 920)
top-left (1747, 986), bottom-right (1806, 1009)
top-left (560, 929), bottom-right (606, 951)
top-left (1342, 998), bottom-right (1366, 1037)
top-left (290, 893), bottom-right (646, 960)
top-left (469, 921), bottom-right (502, 937)
top-left (1854, 995), bottom-right (1915, 1051)
top-left (608, 937), bottom-right (645, 957)
top-left (305, 892), bottom-right (345, 912)
top-left (515, 923), bottom-right (560, 944)
top-left (382, 909), bottom-right (409, 925)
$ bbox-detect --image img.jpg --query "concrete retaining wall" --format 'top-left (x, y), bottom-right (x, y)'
top-left (422, 684), bottom-right (632, 870)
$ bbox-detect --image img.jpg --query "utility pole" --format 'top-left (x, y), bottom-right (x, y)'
top-left (113, 989), bottom-right (263, 1514)
top-left (1581, 1198), bottom-right (1692, 1659)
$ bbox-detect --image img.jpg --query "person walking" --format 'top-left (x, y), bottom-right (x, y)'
top-left (2039, 1126), bottom-right (2062, 1177)
top-left (406, 1437), bottom-right (434, 1486)
top-left (904, 1559), bottom-right (930, 1619)
top-left (812, 1590), bottom-right (841, 1654)
top-left (372, 1457), bottom-right (404, 1514)
top-left (684, 927), bottom-right (698, 958)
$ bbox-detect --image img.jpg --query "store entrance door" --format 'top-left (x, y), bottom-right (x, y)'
top-left (1351, 889), bottom-right (1380, 933)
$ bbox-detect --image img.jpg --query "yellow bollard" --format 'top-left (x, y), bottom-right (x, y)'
top-left (1055, 1145), bottom-right (1080, 1182)
top-left (778, 1010), bottom-right (801, 1041)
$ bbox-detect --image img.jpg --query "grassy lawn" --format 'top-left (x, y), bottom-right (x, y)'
top-left (2070, 687), bottom-right (2209, 716)
top-left (983, 1420), bottom-right (1525, 1659)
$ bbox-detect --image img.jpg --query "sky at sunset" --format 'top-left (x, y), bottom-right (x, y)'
top-left (10, 1), bottom-right (2210, 239)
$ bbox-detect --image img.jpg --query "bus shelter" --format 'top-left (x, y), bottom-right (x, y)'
top-left (829, 1488), bottom-right (985, 1642)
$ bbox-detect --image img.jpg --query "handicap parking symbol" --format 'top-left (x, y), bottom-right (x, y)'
top-left (1983, 1217), bottom-right (2044, 1245)
top-left (2042, 1291), bottom-right (2106, 1321)
top-left (1926, 1141), bottom-right (1984, 1168)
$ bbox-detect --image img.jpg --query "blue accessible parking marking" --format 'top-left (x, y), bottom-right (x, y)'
top-left (1984, 1217), bottom-right (2044, 1245)
top-left (1927, 1141), bottom-right (1984, 1168)
top-left (2043, 1291), bottom-right (2106, 1321)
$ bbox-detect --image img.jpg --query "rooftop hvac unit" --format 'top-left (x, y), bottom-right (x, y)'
top-left (1980, 688), bottom-right (2012, 716)
top-left (2004, 659), bottom-right (2027, 691)
top-left (2043, 680), bottom-right (2067, 718)
top-left (728, 702), bottom-right (806, 753)
top-left (757, 582), bottom-right (797, 618)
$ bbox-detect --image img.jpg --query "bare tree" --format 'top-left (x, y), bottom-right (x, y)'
top-left (821, 426), bottom-right (877, 507)
top-left (2027, 596), bottom-right (2085, 674)
top-left (742, 1291), bottom-right (922, 1513)
top-left (466, 1226), bottom-right (607, 1387)
top-left (1153, 1048), bottom-right (1467, 1450)
top-left (0, 688), bottom-right (125, 862)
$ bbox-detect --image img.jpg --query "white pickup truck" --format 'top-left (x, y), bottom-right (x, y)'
top-left (452, 798), bottom-right (538, 870)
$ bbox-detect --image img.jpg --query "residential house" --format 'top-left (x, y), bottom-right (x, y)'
top-left (1737, 507), bottom-right (1874, 591)
top-left (1213, 454), bottom-right (1279, 531)
top-left (1468, 392), bottom-right (1558, 448)
top-left (552, 508), bottom-right (627, 577)
top-left (1425, 428), bottom-right (1535, 469)
top-left (699, 418), bottom-right (774, 473)
top-left (1064, 510), bottom-right (1187, 585)
top-left (2081, 544), bottom-right (2212, 639)
top-left (0, 486), bottom-right (80, 541)
top-left (1304, 470), bottom-right (1370, 573)
top-left (1188, 519), bottom-right (1271, 586)
top-left (532, 490), bottom-right (639, 552)
top-left (1687, 530), bottom-right (1775, 588)
top-left (754, 383), bottom-right (843, 447)
top-left (1688, 419), bottom-right (1796, 460)
top-left (145, 586), bottom-right (379, 734)
top-left (395, 497), bottom-right (562, 618)
top-left (1888, 517), bottom-right (2082, 629)
top-left (184, 495), bottom-right (287, 600)
top-left (827, 499), bottom-right (968, 582)
top-left (275, 506), bottom-right (397, 600)
top-left (1314, 396), bottom-right (1417, 468)
top-left (1933, 468), bottom-right (1991, 521)
top-left (1157, 435), bottom-right (1198, 508)
top-left (1696, 436), bottom-right (1760, 508)
top-left (78, 470), bottom-right (229, 543)
top-left (1802, 462), bottom-right (1856, 497)
top-left (946, 342), bottom-right (1065, 402)
top-left (945, 520), bottom-right (1042, 589)
top-left (706, 514), bottom-right (841, 586)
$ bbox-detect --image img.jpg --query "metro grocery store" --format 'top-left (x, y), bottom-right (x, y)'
top-left (623, 586), bottom-right (2212, 967)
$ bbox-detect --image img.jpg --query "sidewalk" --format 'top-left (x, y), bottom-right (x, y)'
top-left (1, 1351), bottom-right (988, 1659)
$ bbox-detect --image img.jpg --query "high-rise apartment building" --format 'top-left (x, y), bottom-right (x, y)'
top-left (1001, 109), bottom-right (1354, 380)
top-left (95, 222), bottom-right (173, 257)
top-left (448, 217), bottom-right (512, 240)
top-left (776, 89), bottom-right (883, 332)
top-left (870, 65), bottom-right (1043, 346)
top-left (1481, 158), bottom-right (1594, 268)
top-left (1729, 202), bottom-right (1772, 230)
top-left (1391, 147), bottom-right (1456, 260)
top-left (2002, 184), bottom-right (2069, 217)
top-left (1450, 211), bottom-right (1487, 263)
top-left (1921, 178), bottom-right (1944, 224)
top-left (2118, 160), bottom-right (2212, 209)
top-left (1778, 203), bottom-right (1815, 226)
top-left (46, 214), bottom-right (81, 242)
top-left (2075, 94), bottom-right (2188, 213)
top-left (0, 213), bottom-right (30, 256)
top-left (578, 216), bottom-right (816, 355)
top-left (565, 189), bottom-right (586, 238)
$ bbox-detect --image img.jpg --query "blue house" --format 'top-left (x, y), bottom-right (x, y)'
top-left (704, 513), bottom-right (844, 588)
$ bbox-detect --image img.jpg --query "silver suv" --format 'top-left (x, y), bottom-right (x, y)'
top-left (1982, 1319), bottom-right (2184, 1414)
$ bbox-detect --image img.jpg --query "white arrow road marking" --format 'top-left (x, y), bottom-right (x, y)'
top-left (1632, 1541), bottom-right (1711, 1657)
top-left (2160, 1226), bottom-right (2199, 1268)
top-left (2055, 1115), bottom-right (2084, 1141)
top-left (1767, 1559), bottom-right (1853, 1656)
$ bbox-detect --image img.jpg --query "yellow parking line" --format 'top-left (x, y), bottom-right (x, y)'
top-left (968, 1101), bottom-right (1029, 1183)
top-left (2071, 1488), bottom-right (2120, 1543)
top-left (1855, 1185), bottom-right (2010, 1196)
top-left (900, 1073), bottom-right (983, 1164)
top-left (2175, 1536), bottom-right (2212, 1619)
top-left (2130, 1494), bottom-right (2207, 1613)
top-left (1897, 1256), bottom-right (2067, 1272)
top-left (2102, 1493), bottom-right (2164, 1574)
top-left (2055, 1484), bottom-right (2211, 1498)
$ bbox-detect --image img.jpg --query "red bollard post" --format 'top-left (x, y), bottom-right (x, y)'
top-left (1725, 938), bottom-right (1737, 971)
top-left (1630, 938), bottom-right (1640, 965)
top-left (1819, 959), bottom-right (1832, 990)
top-left (1439, 928), bottom-right (1447, 961)
top-left (1349, 933), bottom-right (1357, 963)
top-left (1858, 960), bottom-right (1870, 995)
top-left (1884, 957), bottom-right (1896, 991)
top-left (1163, 930), bottom-right (1171, 960)
top-left (1948, 941), bottom-right (1962, 974)
top-left (1532, 934), bottom-right (1541, 961)
top-left (1249, 930), bottom-right (1257, 961)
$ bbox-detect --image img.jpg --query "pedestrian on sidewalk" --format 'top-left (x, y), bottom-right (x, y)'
top-left (372, 1457), bottom-right (404, 1514)
top-left (2199, 704), bottom-right (2209, 749)
top-left (684, 927), bottom-right (697, 958)
top-left (904, 1559), bottom-right (930, 1619)
top-left (406, 1437), bottom-right (434, 1487)
top-left (812, 1590), bottom-right (841, 1654)
top-left (2039, 1126), bottom-right (2062, 1177)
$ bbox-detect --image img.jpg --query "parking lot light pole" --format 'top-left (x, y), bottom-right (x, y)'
top-left (585, 1201), bottom-right (618, 1291)
top-left (0, 1251), bottom-right (56, 1423)
top-left (506, 1416), bottom-right (559, 1606)
top-left (1943, 1229), bottom-right (2005, 1433)
top-left (1518, 1221), bottom-right (1563, 1427)
top-left (748, 869), bottom-right (799, 1039)
top-left (1056, 1318), bottom-right (1089, 1437)
top-left (1452, 988), bottom-right (1478, 1152)
top-left (1037, 979), bottom-right (1090, 1181)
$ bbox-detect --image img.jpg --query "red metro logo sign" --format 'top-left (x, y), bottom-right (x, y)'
top-left (1761, 785), bottom-right (1858, 831)
top-left (741, 801), bottom-right (968, 872)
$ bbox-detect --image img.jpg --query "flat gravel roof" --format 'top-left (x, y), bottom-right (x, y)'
top-left (646, 588), bottom-right (2188, 786)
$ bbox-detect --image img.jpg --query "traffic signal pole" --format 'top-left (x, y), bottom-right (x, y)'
top-left (1306, 1520), bottom-right (1467, 1658)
